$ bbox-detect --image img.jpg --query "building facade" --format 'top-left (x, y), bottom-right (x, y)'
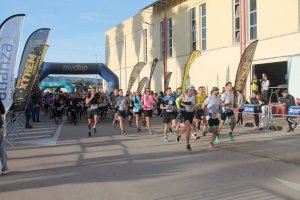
top-left (105, 0), bottom-right (300, 96)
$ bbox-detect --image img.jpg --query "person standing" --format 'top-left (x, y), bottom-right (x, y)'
top-left (0, 99), bottom-right (9, 175)
top-left (261, 73), bottom-right (270, 103)
top-left (217, 82), bottom-right (236, 142)
top-left (31, 90), bottom-right (41, 122)
top-left (251, 74), bottom-right (260, 94)
top-left (236, 90), bottom-right (245, 127)
top-left (141, 88), bottom-right (155, 135)
top-left (282, 90), bottom-right (299, 132)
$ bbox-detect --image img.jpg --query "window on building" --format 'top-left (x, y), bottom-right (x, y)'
top-left (200, 3), bottom-right (207, 51)
top-left (167, 18), bottom-right (173, 57)
top-left (160, 21), bottom-right (165, 59)
top-left (233, 0), bottom-right (240, 43)
top-left (143, 29), bottom-right (148, 63)
top-left (190, 7), bottom-right (197, 51)
top-left (248, 0), bottom-right (257, 40)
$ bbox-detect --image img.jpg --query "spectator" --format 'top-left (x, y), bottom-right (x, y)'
top-left (261, 73), bottom-right (270, 103)
top-left (0, 99), bottom-right (9, 175)
top-left (236, 90), bottom-right (245, 127)
top-left (32, 90), bottom-right (41, 122)
top-left (282, 90), bottom-right (299, 132)
top-left (251, 74), bottom-right (260, 94)
top-left (250, 92), bottom-right (264, 129)
top-left (25, 93), bottom-right (33, 129)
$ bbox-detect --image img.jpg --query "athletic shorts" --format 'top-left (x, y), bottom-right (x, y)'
top-left (88, 109), bottom-right (99, 119)
top-left (183, 111), bottom-right (194, 124)
top-left (208, 118), bottom-right (220, 133)
top-left (144, 110), bottom-right (153, 118)
top-left (221, 111), bottom-right (235, 121)
top-left (163, 112), bottom-right (176, 124)
top-left (195, 108), bottom-right (205, 119)
top-left (134, 109), bottom-right (142, 116)
top-left (118, 110), bottom-right (126, 118)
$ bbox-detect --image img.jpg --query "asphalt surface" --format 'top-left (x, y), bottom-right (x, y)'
top-left (1, 115), bottom-right (300, 200)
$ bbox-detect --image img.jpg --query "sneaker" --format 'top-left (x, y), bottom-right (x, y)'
top-left (287, 128), bottom-right (294, 133)
top-left (228, 133), bottom-right (235, 141)
top-left (122, 130), bottom-right (127, 136)
top-left (88, 131), bottom-right (91, 137)
top-left (208, 142), bottom-right (215, 149)
top-left (2, 170), bottom-right (10, 175)
top-left (93, 127), bottom-right (97, 134)
top-left (195, 136), bottom-right (201, 140)
top-left (176, 134), bottom-right (181, 143)
top-left (186, 144), bottom-right (192, 152)
top-left (202, 129), bottom-right (208, 137)
top-left (149, 129), bottom-right (153, 135)
top-left (294, 122), bottom-right (299, 129)
top-left (137, 127), bottom-right (142, 132)
top-left (168, 128), bottom-right (173, 136)
top-left (163, 136), bottom-right (168, 143)
top-left (192, 132), bottom-right (197, 139)
top-left (215, 135), bottom-right (221, 144)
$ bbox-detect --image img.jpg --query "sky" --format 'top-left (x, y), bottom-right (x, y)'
top-left (0, 0), bottom-right (154, 64)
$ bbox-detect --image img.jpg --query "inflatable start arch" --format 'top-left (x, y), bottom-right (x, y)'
top-left (40, 63), bottom-right (119, 92)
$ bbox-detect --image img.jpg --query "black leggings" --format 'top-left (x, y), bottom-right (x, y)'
top-left (237, 109), bottom-right (244, 124)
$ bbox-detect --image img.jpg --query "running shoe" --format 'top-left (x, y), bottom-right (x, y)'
top-left (228, 133), bottom-right (235, 141)
top-left (195, 136), bottom-right (201, 140)
top-left (122, 130), bottom-right (127, 136)
top-left (287, 128), bottom-right (294, 133)
top-left (294, 122), bottom-right (299, 129)
top-left (192, 132), bottom-right (197, 139)
top-left (93, 126), bottom-right (97, 134)
top-left (186, 144), bottom-right (192, 152)
top-left (137, 127), bottom-right (142, 132)
top-left (88, 131), bottom-right (91, 137)
top-left (208, 142), bottom-right (215, 149)
top-left (215, 135), bottom-right (221, 144)
top-left (163, 136), bottom-right (168, 143)
top-left (202, 128), bottom-right (208, 137)
top-left (1, 170), bottom-right (10, 175)
top-left (176, 134), bottom-right (181, 143)
top-left (168, 128), bottom-right (173, 136)
top-left (149, 129), bottom-right (153, 135)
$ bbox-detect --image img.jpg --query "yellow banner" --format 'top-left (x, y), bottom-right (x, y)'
top-left (182, 50), bottom-right (201, 91)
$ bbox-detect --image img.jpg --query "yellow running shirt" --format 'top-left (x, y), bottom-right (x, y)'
top-left (196, 93), bottom-right (207, 105)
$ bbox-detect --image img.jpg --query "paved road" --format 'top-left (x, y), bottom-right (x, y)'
top-left (0, 116), bottom-right (300, 200)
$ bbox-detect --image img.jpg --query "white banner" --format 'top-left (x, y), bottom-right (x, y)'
top-left (0, 14), bottom-right (25, 112)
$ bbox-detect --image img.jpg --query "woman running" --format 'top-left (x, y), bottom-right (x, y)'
top-left (141, 88), bottom-right (155, 135)
top-left (131, 91), bottom-right (142, 132)
top-left (177, 86), bottom-right (196, 151)
top-left (85, 91), bottom-right (100, 137)
top-left (115, 89), bottom-right (128, 135)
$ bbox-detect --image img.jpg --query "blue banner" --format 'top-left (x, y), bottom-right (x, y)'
top-left (288, 106), bottom-right (300, 116)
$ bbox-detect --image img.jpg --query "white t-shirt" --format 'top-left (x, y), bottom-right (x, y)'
top-left (204, 96), bottom-right (221, 115)
top-left (221, 91), bottom-right (234, 111)
top-left (261, 80), bottom-right (270, 91)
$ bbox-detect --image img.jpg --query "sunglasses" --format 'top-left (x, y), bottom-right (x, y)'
top-left (146, 90), bottom-right (151, 92)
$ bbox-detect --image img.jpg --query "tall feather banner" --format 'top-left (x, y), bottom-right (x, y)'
top-left (127, 62), bottom-right (146, 93)
top-left (147, 58), bottom-right (158, 88)
top-left (137, 77), bottom-right (148, 94)
top-left (182, 50), bottom-right (201, 91)
top-left (164, 72), bottom-right (172, 90)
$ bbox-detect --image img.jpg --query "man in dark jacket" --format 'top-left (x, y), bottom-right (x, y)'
top-left (0, 99), bottom-right (9, 174)
top-left (282, 90), bottom-right (299, 132)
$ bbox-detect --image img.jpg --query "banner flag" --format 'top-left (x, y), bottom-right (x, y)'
top-left (32, 45), bottom-right (48, 90)
top-left (127, 62), bottom-right (146, 93)
top-left (234, 40), bottom-right (258, 91)
top-left (164, 72), bottom-right (172, 90)
top-left (147, 58), bottom-right (158, 88)
top-left (0, 14), bottom-right (25, 111)
top-left (182, 50), bottom-right (201, 91)
top-left (137, 77), bottom-right (148, 94)
top-left (13, 44), bottom-right (47, 112)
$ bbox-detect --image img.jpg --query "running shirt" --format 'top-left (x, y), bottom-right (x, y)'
top-left (162, 96), bottom-right (176, 113)
top-left (221, 91), bottom-right (234, 112)
top-left (204, 96), bottom-right (221, 117)
top-left (141, 95), bottom-right (155, 110)
top-left (183, 94), bottom-right (195, 112)
top-left (116, 96), bottom-right (127, 111)
top-left (131, 96), bottom-right (142, 112)
top-left (196, 93), bottom-right (207, 106)
top-left (90, 97), bottom-right (99, 109)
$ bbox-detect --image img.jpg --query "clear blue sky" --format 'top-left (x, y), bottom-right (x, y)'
top-left (0, 0), bottom-right (154, 64)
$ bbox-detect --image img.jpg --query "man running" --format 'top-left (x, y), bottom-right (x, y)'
top-left (160, 87), bottom-right (177, 142)
top-left (202, 87), bottom-right (222, 148)
top-left (141, 88), bottom-right (155, 135)
top-left (86, 91), bottom-right (100, 137)
top-left (194, 86), bottom-right (208, 139)
top-left (217, 82), bottom-right (236, 142)
top-left (131, 91), bottom-right (142, 132)
top-left (110, 88), bottom-right (119, 128)
top-left (177, 86), bottom-right (196, 151)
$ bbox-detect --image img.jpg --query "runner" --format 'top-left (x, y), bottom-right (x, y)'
top-left (126, 93), bottom-right (134, 127)
top-left (141, 88), bottom-right (155, 135)
top-left (115, 89), bottom-right (128, 135)
top-left (110, 88), bottom-right (119, 128)
top-left (202, 87), bottom-right (222, 148)
top-left (194, 86), bottom-right (208, 139)
top-left (131, 91), bottom-right (142, 132)
top-left (217, 82), bottom-right (236, 142)
top-left (85, 91), bottom-right (100, 137)
top-left (177, 86), bottom-right (196, 151)
top-left (160, 87), bottom-right (177, 142)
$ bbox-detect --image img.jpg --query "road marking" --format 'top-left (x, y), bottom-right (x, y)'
top-left (273, 177), bottom-right (300, 192)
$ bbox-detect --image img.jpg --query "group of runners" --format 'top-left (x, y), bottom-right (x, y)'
top-left (84, 82), bottom-right (238, 151)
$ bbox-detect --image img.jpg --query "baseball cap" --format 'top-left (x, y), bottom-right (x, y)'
top-left (211, 87), bottom-right (219, 92)
top-left (186, 85), bottom-right (194, 90)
